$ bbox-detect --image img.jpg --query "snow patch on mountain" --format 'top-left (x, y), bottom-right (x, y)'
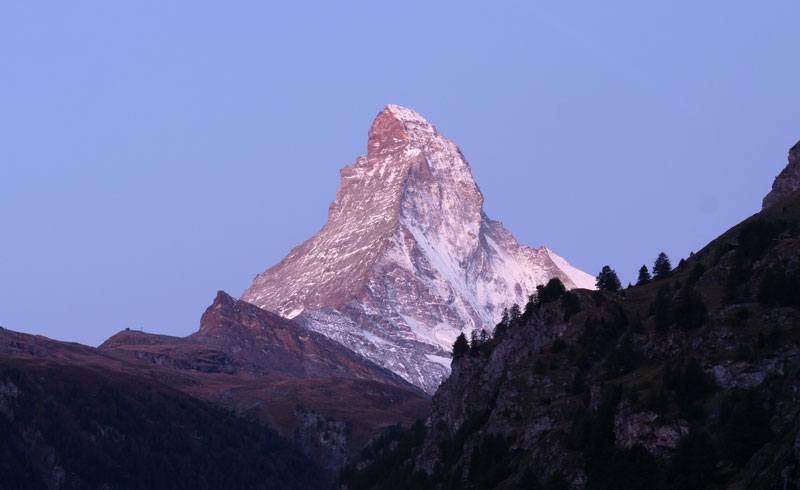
top-left (242, 105), bottom-right (594, 393)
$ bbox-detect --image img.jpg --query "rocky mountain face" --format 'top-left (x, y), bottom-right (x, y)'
top-left (343, 144), bottom-right (800, 489)
top-left (763, 140), bottom-right (800, 209)
top-left (242, 105), bottom-right (594, 393)
top-left (103, 291), bottom-right (420, 387)
top-left (0, 292), bottom-right (429, 480)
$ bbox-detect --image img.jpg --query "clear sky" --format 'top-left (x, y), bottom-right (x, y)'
top-left (2, 2), bottom-right (798, 346)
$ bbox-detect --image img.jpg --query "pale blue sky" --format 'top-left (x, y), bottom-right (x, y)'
top-left (2, 2), bottom-right (798, 345)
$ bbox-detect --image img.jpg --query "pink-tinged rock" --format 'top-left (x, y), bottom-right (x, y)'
top-left (242, 105), bottom-right (595, 393)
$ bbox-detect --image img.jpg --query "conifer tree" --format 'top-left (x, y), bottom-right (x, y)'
top-left (492, 322), bottom-right (505, 338)
top-left (653, 252), bottom-right (672, 279)
top-left (596, 266), bottom-right (622, 292)
top-left (494, 308), bottom-right (510, 337)
top-left (500, 307), bottom-right (509, 326)
top-left (470, 329), bottom-right (481, 354)
top-left (536, 278), bottom-right (567, 304)
top-left (637, 265), bottom-right (651, 285)
top-left (452, 333), bottom-right (469, 358)
top-left (509, 304), bottom-right (522, 323)
top-left (524, 294), bottom-right (537, 316)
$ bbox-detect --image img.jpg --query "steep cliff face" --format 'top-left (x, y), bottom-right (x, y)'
top-left (763, 140), bottom-right (800, 209)
top-left (343, 189), bottom-right (800, 489)
top-left (242, 105), bottom-right (594, 393)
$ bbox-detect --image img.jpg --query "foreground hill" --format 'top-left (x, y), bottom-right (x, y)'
top-left (344, 146), bottom-right (800, 489)
top-left (0, 357), bottom-right (326, 489)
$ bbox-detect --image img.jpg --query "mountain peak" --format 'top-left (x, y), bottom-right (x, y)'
top-left (384, 104), bottom-right (429, 124)
top-left (199, 289), bottom-right (288, 337)
top-left (212, 289), bottom-right (235, 305)
top-left (763, 139), bottom-right (800, 209)
top-left (367, 105), bottom-right (438, 156)
top-left (243, 106), bottom-right (594, 393)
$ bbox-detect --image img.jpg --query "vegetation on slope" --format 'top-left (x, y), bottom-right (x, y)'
top-left (342, 195), bottom-right (800, 489)
top-left (0, 358), bottom-right (330, 490)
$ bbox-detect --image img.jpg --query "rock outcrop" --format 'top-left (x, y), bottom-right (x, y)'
top-left (763, 140), bottom-right (800, 209)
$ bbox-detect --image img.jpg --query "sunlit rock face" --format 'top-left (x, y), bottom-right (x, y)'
top-left (242, 105), bottom-right (594, 393)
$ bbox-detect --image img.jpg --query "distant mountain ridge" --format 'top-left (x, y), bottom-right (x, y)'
top-left (103, 290), bottom-right (418, 387)
top-left (242, 105), bottom-right (594, 393)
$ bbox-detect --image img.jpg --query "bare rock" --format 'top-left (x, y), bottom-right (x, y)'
top-left (763, 140), bottom-right (800, 209)
top-left (614, 403), bottom-right (689, 456)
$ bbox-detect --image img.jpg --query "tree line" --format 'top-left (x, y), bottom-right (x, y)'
top-left (453, 251), bottom-right (685, 357)
top-left (596, 251), bottom-right (674, 293)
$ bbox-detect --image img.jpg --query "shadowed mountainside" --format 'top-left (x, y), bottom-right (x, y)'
top-left (0, 356), bottom-right (328, 490)
top-left (343, 148), bottom-right (800, 489)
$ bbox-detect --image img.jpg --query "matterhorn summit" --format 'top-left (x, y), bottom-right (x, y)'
top-left (242, 105), bottom-right (594, 393)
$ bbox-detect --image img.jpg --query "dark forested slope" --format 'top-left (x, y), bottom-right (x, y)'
top-left (0, 357), bottom-right (329, 490)
top-left (344, 182), bottom-right (800, 489)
